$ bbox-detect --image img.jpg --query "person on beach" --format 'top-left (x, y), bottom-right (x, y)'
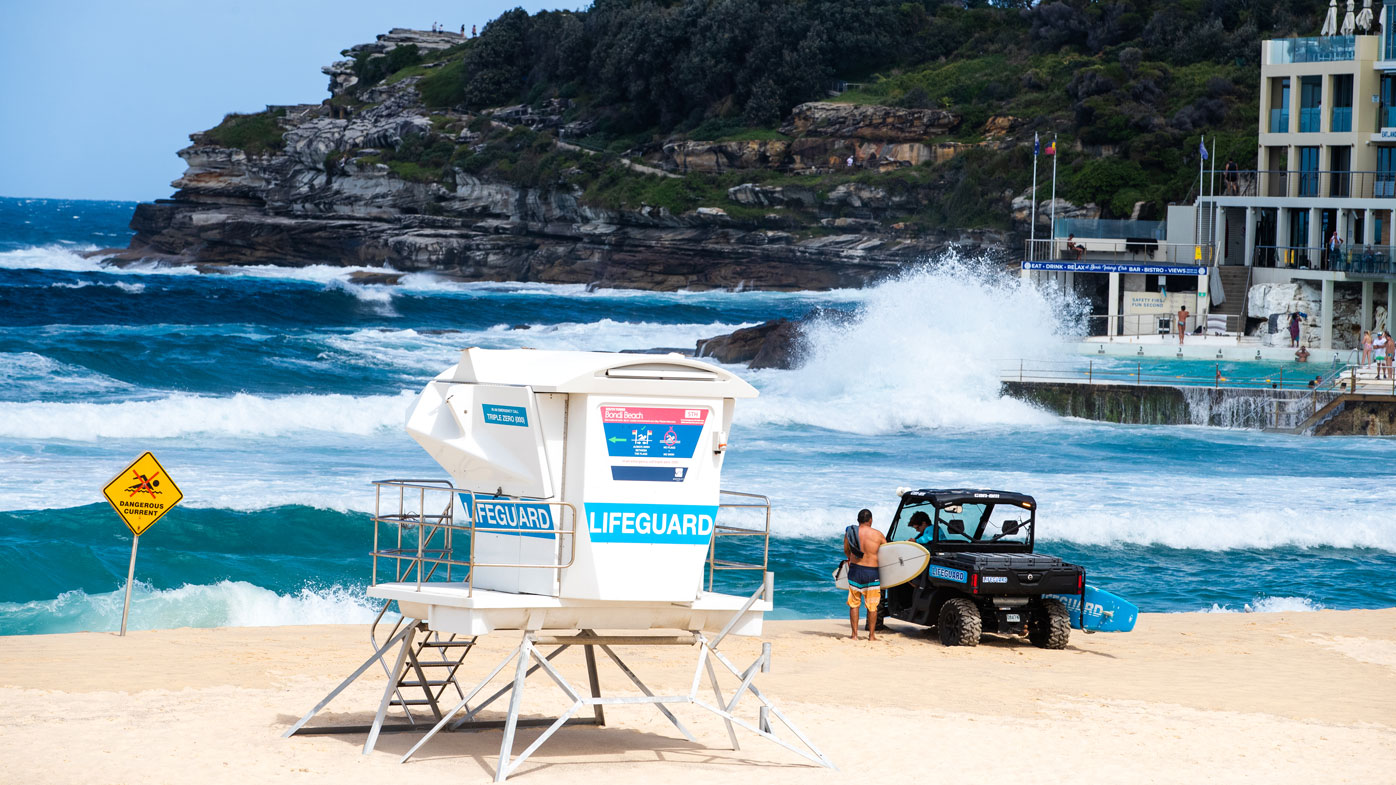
top-left (1363, 330), bottom-right (1374, 365)
top-left (1177, 305), bottom-right (1189, 345)
top-left (844, 508), bottom-right (884, 641)
top-left (1288, 312), bottom-right (1302, 348)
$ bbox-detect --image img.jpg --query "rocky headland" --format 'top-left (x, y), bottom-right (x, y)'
top-left (102, 28), bottom-right (1097, 291)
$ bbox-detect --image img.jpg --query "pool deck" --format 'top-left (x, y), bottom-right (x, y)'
top-left (1072, 333), bottom-right (1348, 364)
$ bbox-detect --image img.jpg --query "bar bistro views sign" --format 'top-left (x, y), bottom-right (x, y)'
top-left (1022, 261), bottom-right (1208, 275)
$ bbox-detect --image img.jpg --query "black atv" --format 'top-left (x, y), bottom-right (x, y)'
top-left (881, 488), bottom-right (1083, 649)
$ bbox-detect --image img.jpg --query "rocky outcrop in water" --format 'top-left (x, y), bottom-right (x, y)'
top-left (106, 32), bottom-right (1017, 289)
top-left (695, 319), bottom-right (803, 369)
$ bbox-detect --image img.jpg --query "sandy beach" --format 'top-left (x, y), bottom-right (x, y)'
top-left (1, 611), bottom-right (1392, 784)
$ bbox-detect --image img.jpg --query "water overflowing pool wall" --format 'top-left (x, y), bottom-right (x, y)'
top-left (999, 381), bottom-right (1389, 432)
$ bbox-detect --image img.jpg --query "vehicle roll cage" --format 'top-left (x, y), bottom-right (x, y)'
top-left (889, 488), bottom-right (1037, 551)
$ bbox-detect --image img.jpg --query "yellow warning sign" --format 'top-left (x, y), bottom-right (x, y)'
top-left (102, 452), bottom-right (183, 536)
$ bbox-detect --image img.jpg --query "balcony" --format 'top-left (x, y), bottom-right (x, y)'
top-left (1215, 169), bottom-right (1396, 199)
top-left (1298, 107), bottom-right (1322, 132)
top-left (1269, 107), bottom-right (1290, 133)
top-left (1254, 244), bottom-right (1396, 275)
top-left (1266, 35), bottom-right (1355, 64)
top-left (1332, 106), bottom-right (1352, 133)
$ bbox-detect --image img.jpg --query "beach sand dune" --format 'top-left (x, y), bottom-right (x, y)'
top-left (0, 610), bottom-right (1391, 784)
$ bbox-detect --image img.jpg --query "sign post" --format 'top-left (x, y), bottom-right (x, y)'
top-left (101, 452), bottom-right (183, 636)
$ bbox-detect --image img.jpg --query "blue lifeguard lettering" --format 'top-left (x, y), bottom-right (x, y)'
top-left (458, 494), bottom-right (554, 539)
top-left (585, 503), bottom-right (717, 544)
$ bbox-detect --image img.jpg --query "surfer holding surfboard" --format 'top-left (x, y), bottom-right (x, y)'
top-left (844, 509), bottom-right (886, 641)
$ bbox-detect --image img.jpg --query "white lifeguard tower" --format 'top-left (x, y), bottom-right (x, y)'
top-left (284, 349), bottom-right (832, 780)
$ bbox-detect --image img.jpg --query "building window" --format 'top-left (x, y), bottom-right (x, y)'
top-left (1383, 75), bottom-right (1396, 130)
top-left (1270, 78), bottom-right (1290, 133)
top-left (1331, 146), bottom-right (1351, 197)
top-left (1387, 1), bottom-right (1396, 60)
top-left (1298, 146), bottom-right (1320, 196)
top-left (1377, 147), bottom-right (1396, 197)
top-left (1299, 76), bottom-right (1322, 132)
top-left (1331, 74), bottom-right (1353, 132)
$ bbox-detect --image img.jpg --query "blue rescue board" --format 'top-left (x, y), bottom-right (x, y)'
top-left (1047, 584), bottom-right (1138, 633)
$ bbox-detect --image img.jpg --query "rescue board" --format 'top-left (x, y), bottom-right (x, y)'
top-left (1047, 584), bottom-right (1138, 632)
top-left (834, 541), bottom-right (931, 591)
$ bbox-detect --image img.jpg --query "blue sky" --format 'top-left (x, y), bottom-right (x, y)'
top-left (0, 1), bottom-right (573, 201)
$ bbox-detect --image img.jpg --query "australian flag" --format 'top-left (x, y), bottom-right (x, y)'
top-left (1199, 137), bottom-right (1209, 161)
top-left (1034, 132), bottom-right (1039, 156)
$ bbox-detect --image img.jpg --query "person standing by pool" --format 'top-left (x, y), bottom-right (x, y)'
top-left (1362, 330), bottom-right (1373, 365)
top-left (1177, 305), bottom-right (1189, 345)
top-left (1374, 330), bottom-right (1389, 379)
top-left (1288, 312), bottom-right (1302, 348)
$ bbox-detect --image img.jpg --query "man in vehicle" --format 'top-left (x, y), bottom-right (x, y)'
top-left (844, 508), bottom-right (885, 641)
top-left (908, 510), bottom-right (934, 545)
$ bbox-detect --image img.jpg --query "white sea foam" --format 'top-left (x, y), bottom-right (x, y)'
top-left (737, 257), bottom-right (1086, 432)
top-left (0, 390), bottom-right (416, 441)
top-left (1202, 596), bottom-right (1324, 613)
top-left (318, 321), bottom-right (754, 372)
top-left (0, 352), bottom-right (134, 397)
top-left (0, 245), bottom-right (197, 274)
top-left (50, 280), bottom-right (146, 293)
top-left (0, 581), bottom-right (378, 634)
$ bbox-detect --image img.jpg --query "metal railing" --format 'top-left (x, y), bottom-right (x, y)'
top-left (371, 479), bottom-right (774, 598)
top-left (999, 358), bottom-right (1332, 392)
top-left (1023, 238), bottom-right (1214, 264)
top-left (1084, 311), bottom-right (1244, 338)
top-left (371, 479), bottom-right (578, 596)
top-left (1253, 244), bottom-right (1396, 275)
top-left (1213, 169), bottom-right (1396, 200)
top-left (706, 489), bottom-right (772, 593)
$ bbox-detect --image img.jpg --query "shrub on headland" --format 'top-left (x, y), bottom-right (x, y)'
top-left (201, 109), bottom-right (287, 155)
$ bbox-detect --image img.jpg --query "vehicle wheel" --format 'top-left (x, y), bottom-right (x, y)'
top-left (1029, 598), bottom-right (1071, 649)
top-left (937, 598), bottom-right (981, 647)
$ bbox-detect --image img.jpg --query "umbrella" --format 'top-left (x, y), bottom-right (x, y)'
top-left (1342, 0), bottom-right (1356, 35)
top-left (1357, 0), bottom-right (1374, 32)
top-left (1322, 0), bottom-right (1339, 36)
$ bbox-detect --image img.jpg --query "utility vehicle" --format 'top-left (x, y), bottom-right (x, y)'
top-left (881, 488), bottom-right (1083, 648)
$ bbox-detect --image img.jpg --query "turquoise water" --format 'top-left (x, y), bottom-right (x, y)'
top-left (2, 195), bottom-right (1394, 634)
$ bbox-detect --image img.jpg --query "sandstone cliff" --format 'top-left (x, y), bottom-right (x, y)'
top-left (110, 29), bottom-right (1028, 290)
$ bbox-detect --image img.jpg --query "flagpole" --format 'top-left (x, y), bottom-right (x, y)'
top-left (1209, 138), bottom-right (1217, 198)
top-left (1030, 134), bottom-right (1039, 261)
top-left (1049, 135), bottom-right (1058, 255)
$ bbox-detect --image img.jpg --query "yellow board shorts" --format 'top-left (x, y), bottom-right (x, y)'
top-left (847, 587), bottom-right (882, 609)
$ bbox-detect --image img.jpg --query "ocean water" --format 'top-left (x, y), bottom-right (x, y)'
top-left (2, 195), bottom-right (1394, 635)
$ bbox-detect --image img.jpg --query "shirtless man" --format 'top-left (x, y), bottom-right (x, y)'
top-left (844, 508), bottom-right (886, 641)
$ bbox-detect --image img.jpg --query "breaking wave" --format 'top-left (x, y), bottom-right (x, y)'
top-left (0, 581), bottom-right (378, 635)
top-left (740, 257), bottom-right (1088, 432)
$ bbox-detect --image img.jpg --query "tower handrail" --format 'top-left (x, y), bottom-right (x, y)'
top-left (706, 489), bottom-right (772, 594)
top-left (371, 479), bottom-right (579, 597)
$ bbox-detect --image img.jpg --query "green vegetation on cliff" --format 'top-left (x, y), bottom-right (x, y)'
top-left (227, 1), bottom-right (1326, 229)
top-left (201, 109), bottom-right (287, 155)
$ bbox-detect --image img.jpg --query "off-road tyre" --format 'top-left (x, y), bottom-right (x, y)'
top-left (1029, 598), bottom-right (1071, 649)
top-left (937, 598), bottom-right (981, 647)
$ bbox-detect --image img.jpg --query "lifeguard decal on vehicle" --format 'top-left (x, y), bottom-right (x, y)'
top-left (929, 566), bottom-right (968, 583)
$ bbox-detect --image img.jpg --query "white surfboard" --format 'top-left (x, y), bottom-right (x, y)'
top-left (834, 541), bottom-right (931, 590)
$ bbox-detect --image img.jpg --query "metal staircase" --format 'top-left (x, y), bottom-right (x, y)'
top-left (373, 612), bottom-right (477, 724)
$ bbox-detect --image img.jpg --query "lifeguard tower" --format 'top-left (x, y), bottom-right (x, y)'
top-left (284, 348), bottom-right (832, 780)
